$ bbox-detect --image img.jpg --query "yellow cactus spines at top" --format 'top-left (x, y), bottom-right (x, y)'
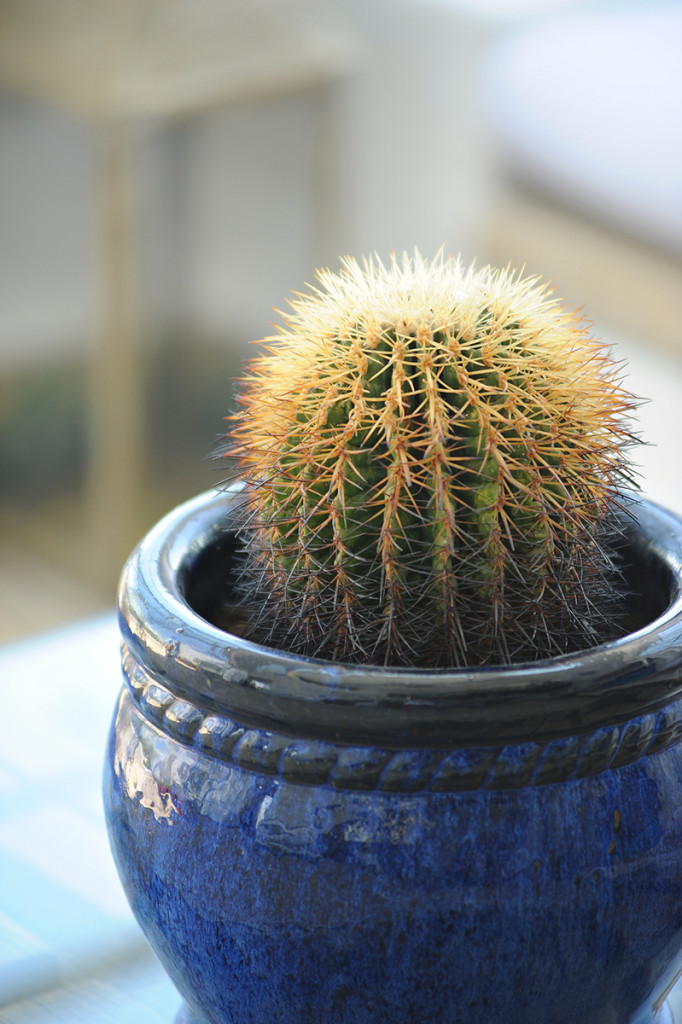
top-left (226, 251), bottom-right (639, 667)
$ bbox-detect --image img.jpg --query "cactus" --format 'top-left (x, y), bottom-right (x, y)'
top-left (226, 251), bottom-right (639, 667)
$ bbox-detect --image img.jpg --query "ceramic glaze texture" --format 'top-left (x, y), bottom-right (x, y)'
top-left (103, 487), bottom-right (682, 1024)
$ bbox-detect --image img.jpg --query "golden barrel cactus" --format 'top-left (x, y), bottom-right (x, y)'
top-left (226, 251), bottom-right (638, 667)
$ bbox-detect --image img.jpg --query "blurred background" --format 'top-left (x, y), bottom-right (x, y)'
top-left (0, 0), bottom-right (680, 643)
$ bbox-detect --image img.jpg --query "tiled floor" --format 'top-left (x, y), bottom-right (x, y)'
top-left (0, 535), bottom-right (108, 645)
top-left (0, 495), bottom-right (113, 646)
top-left (0, 482), bottom-right (202, 645)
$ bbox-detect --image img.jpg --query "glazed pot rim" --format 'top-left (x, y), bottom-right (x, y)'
top-left (118, 483), bottom-right (682, 744)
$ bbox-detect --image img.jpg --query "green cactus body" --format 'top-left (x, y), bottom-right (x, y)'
top-left (228, 252), bottom-right (638, 667)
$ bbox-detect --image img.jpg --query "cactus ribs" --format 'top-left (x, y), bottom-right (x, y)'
top-left (226, 252), bottom-right (639, 667)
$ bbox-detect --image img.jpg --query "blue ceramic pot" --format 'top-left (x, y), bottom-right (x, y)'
top-left (104, 484), bottom-right (682, 1024)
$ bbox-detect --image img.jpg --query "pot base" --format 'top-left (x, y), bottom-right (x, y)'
top-left (172, 998), bottom-right (675, 1024)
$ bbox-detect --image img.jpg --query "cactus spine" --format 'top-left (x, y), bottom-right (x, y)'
top-left (227, 251), bottom-right (638, 667)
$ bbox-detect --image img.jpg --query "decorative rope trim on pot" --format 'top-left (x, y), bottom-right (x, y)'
top-left (122, 644), bottom-right (682, 793)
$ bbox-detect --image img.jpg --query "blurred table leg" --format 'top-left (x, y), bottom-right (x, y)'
top-left (86, 121), bottom-right (144, 588)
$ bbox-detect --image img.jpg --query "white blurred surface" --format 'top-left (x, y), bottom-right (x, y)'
top-left (611, 331), bottom-right (682, 515)
top-left (481, 3), bottom-right (682, 253)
